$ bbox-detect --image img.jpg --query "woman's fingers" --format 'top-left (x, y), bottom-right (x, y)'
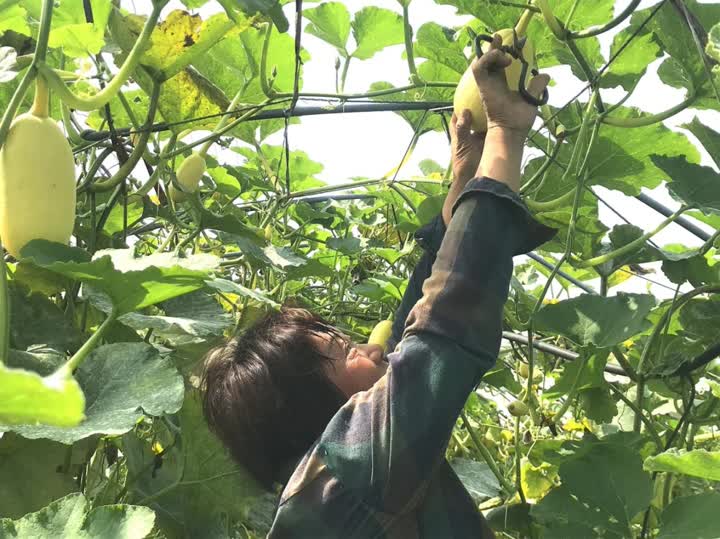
top-left (526, 73), bottom-right (551, 99)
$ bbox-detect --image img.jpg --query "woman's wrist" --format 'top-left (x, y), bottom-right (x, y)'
top-left (476, 127), bottom-right (526, 192)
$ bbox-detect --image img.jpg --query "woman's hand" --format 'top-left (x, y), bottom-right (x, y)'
top-left (443, 110), bottom-right (487, 224)
top-left (451, 110), bottom-right (486, 184)
top-left (471, 34), bottom-right (550, 137)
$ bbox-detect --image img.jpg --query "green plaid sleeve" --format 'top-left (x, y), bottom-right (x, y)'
top-left (269, 178), bottom-right (555, 537)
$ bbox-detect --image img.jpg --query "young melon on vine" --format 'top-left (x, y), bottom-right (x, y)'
top-left (454, 12), bottom-right (536, 132)
top-left (368, 319), bottom-right (393, 352)
top-left (0, 78), bottom-right (76, 257)
top-left (169, 151), bottom-right (207, 202)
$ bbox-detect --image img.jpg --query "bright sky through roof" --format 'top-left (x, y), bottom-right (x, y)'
top-left (123, 0), bottom-right (720, 299)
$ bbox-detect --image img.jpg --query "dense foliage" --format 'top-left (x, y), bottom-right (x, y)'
top-left (1, 0), bottom-right (720, 537)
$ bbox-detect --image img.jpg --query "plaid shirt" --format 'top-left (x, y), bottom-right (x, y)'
top-left (268, 178), bottom-right (556, 538)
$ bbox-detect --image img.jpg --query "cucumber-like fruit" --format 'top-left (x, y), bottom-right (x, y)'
top-left (368, 319), bottom-right (393, 351)
top-left (508, 399), bottom-right (530, 417)
top-left (170, 152), bottom-right (206, 202)
top-left (453, 29), bottom-right (536, 133)
top-left (0, 112), bottom-right (76, 258)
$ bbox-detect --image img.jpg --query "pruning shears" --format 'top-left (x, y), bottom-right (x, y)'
top-left (471, 29), bottom-right (549, 107)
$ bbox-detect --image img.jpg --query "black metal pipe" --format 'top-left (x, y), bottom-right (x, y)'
top-left (79, 101), bottom-right (453, 142)
top-left (502, 331), bottom-right (628, 377)
top-left (526, 251), bottom-right (597, 294)
top-left (635, 192), bottom-right (711, 241)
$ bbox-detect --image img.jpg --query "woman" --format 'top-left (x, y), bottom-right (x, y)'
top-left (202, 35), bottom-right (554, 538)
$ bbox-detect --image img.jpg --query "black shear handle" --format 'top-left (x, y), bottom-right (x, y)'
top-left (472, 33), bottom-right (549, 107)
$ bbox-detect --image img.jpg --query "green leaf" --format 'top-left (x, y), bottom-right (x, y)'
top-left (351, 7), bottom-right (404, 60)
top-left (579, 386), bottom-right (618, 423)
top-left (681, 116), bottom-right (720, 170)
top-left (657, 57), bottom-right (694, 93)
top-left (529, 0), bottom-right (613, 79)
top-left (9, 282), bottom-right (82, 351)
top-left (123, 389), bottom-right (262, 537)
top-left (0, 492), bottom-right (155, 539)
top-left (327, 236), bottom-right (364, 255)
top-left (0, 365), bottom-right (84, 427)
top-left (217, 0), bottom-right (288, 33)
top-left (644, 449), bottom-right (720, 481)
top-left (534, 293), bottom-right (656, 348)
top-left (109, 10), bottom-right (231, 130)
top-left (534, 440), bottom-right (653, 537)
top-left (49, 23), bottom-right (107, 57)
top-left (7, 343), bottom-right (184, 444)
top-left (662, 252), bottom-right (720, 287)
top-left (0, 4), bottom-right (30, 37)
top-left (708, 22), bottom-right (720, 63)
top-left (0, 433), bottom-right (83, 519)
top-left (304, 2), bottom-right (351, 52)
top-left (89, 288), bottom-right (233, 339)
top-left (629, 1), bottom-right (705, 84)
top-left (22, 0), bottom-right (111, 57)
top-left (657, 493), bottom-right (720, 539)
top-left (137, 10), bottom-right (241, 81)
top-left (206, 277), bottom-right (280, 308)
top-left (432, 0), bottom-right (515, 31)
top-left (450, 458), bottom-right (501, 501)
top-left (651, 155), bottom-right (720, 213)
top-left (545, 351), bottom-right (608, 399)
top-left (20, 242), bottom-right (217, 315)
top-left (601, 29), bottom-right (661, 91)
top-left (585, 109), bottom-right (700, 196)
top-left (102, 195), bottom-right (144, 237)
top-left (413, 22), bottom-right (467, 76)
top-left (486, 503), bottom-right (533, 536)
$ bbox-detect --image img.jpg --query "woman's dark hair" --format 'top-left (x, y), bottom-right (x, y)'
top-left (201, 306), bottom-right (348, 489)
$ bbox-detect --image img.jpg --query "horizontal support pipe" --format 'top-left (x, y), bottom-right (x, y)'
top-left (635, 192), bottom-right (712, 241)
top-left (79, 101), bottom-right (453, 142)
top-left (526, 252), bottom-right (597, 294)
top-left (502, 330), bottom-right (628, 376)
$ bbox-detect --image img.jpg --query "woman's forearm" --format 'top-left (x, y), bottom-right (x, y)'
top-left (476, 127), bottom-right (525, 192)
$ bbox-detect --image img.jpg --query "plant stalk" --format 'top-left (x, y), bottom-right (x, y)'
top-left (60, 309), bottom-right (118, 375)
top-left (38, 0), bottom-right (167, 111)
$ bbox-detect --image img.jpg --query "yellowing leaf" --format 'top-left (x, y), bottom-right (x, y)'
top-left (520, 457), bottom-right (555, 500)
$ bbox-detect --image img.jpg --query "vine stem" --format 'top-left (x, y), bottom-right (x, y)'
top-left (573, 207), bottom-right (690, 268)
top-left (607, 382), bottom-right (663, 451)
top-left (161, 100), bottom-right (271, 160)
top-left (636, 284), bottom-right (720, 376)
top-left (601, 94), bottom-right (696, 128)
top-left (515, 6), bottom-right (535, 36)
top-left (401, 3), bottom-right (417, 77)
top-left (39, 0), bottom-right (168, 111)
top-left (30, 0), bottom-right (53, 117)
top-left (551, 360), bottom-right (586, 424)
top-left (460, 411), bottom-right (515, 495)
top-left (90, 80), bottom-right (162, 192)
top-left (522, 95), bottom-right (600, 427)
top-left (59, 309), bottom-right (118, 375)
top-left (0, 253), bottom-right (7, 364)
top-left (260, 23), bottom-right (274, 97)
top-left (514, 417), bottom-right (526, 504)
top-left (534, 0), bottom-right (566, 39)
top-left (198, 89), bottom-right (245, 156)
top-left (525, 187), bottom-right (576, 212)
top-left (569, 0), bottom-right (642, 39)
